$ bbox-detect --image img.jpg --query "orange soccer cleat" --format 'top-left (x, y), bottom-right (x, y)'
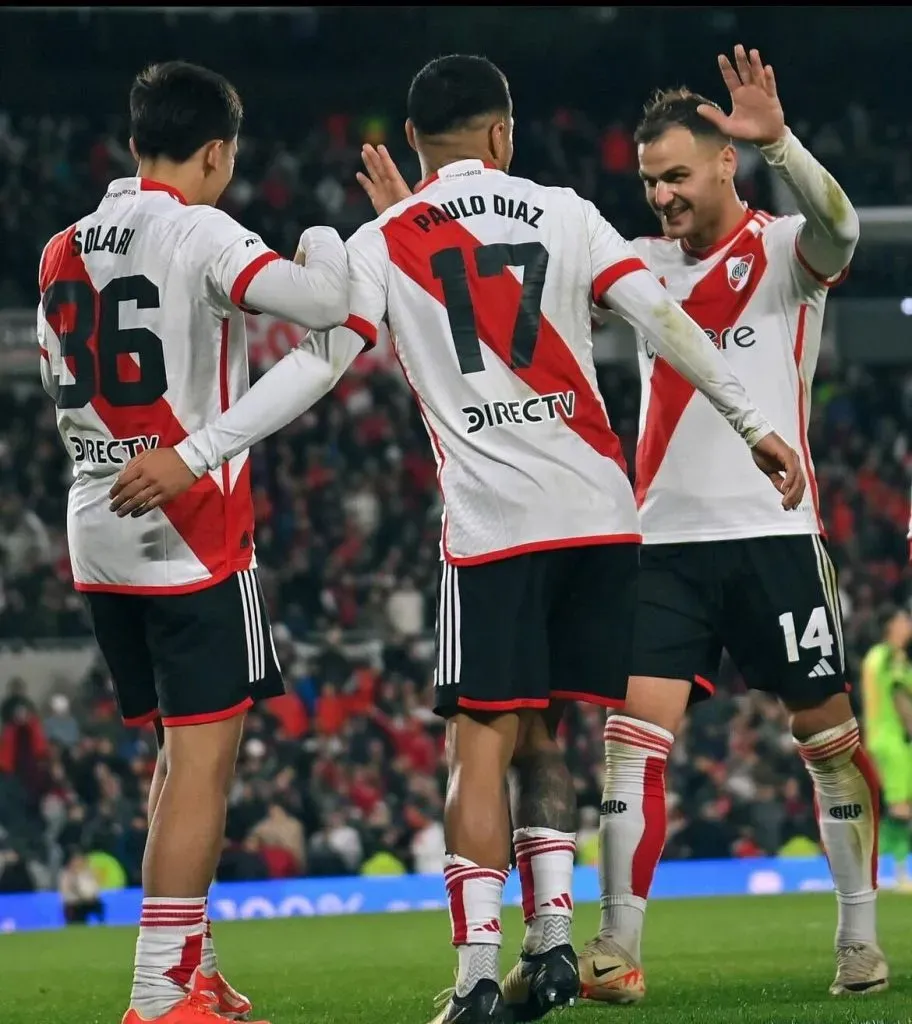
top-left (188, 968), bottom-right (254, 1021)
top-left (122, 972), bottom-right (268, 1024)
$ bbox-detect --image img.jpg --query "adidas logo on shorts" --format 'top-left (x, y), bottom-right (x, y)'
top-left (808, 657), bottom-right (835, 678)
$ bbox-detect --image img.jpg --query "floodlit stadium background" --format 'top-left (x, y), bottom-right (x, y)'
top-left (1, 5), bottom-right (911, 928)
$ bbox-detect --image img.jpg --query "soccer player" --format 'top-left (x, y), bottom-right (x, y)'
top-left (861, 608), bottom-right (912, 892)
top-left (574, 46), bottom-right (887, 1002)
top-left (37, 61), bottom-right (349, 1024)
top-left (108, 55), bottom-right (802, 1024)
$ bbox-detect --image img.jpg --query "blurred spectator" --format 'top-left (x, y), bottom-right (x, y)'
top-left (59, 851), bottom-right (105, 925)
top-left (0, 843), bottom-right (35, 893)
top-left (250, 802), bottom-right (306, 877)
top-left (43, 694), bottom-right (80, 749)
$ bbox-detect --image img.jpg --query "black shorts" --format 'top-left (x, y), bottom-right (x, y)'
top-left (433, 543), bottom-right (639, 717)
top-left (631, 534), bottom-right (846, 705)
top-left (86, 568), bottom-right (285, 727)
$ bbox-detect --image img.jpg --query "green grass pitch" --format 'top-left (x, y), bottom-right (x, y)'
top-left (3, 892), bottom-right (911, 1023)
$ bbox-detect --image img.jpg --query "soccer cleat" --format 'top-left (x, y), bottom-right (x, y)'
top-left (188, 968), bottom-right (253, 1020)
top-left (426, 978), bottom-right (508, 1024)
top-left (121, 989), bottom-right (270, 1024)
top-left (502, 943), bottom-right (580, 1021)
top-left (578, 933), bottom-right (645, 1004)
top-left (828, 942), bottom-right (889, 996)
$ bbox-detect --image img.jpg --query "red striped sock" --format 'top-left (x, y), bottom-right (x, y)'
top-left (200, 908), bottom-right (218, 974)
top-left (131, 896), bottom-right (207, 1018)
top-left (444, 855), bottom-right (509, 997)
top-left (597, 715), bottom-right (674, 961)
top-left (444, 854), bottom-right (509, 947)
top-left (798, 719), bottom-right (879, 946)
top-left (514, 827), bottom-right (576, 953)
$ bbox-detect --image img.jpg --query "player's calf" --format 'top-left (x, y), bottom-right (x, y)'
top-left (792, 701), bottom-right (887, 992)
top-left (428, 713), bottom-right (516, 1023)
top-left (147, 736), bottom-right (249, 1019)
top-left (130, 717), bottom-right (246, 1021)
top-left (594, 715), bottom-right (674, 939)
top-left (502, 723), bottom-right (580, 1019)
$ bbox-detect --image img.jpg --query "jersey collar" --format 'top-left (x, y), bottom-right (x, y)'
top-left (415, 159), bottom-right (499, 193)
top-left (138, 178), bottom-right (188, 205)
top-left (680, 206), bottom-right (753, 260)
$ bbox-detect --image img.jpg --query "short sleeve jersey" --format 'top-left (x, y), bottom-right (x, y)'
top-left (631, 209), bottom-right (847, 544)
top-left (339, 159), bottom-right (648, 564)
top-left (37, 177), bottom-right (280, 592)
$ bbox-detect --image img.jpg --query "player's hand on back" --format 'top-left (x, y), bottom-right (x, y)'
top-left (749, 431), bottom-right (805, 510)
top-left (695, 44), bottom-right (786, 147)
top-left (108, 448), bottom-right (200, 518)
top-left (356, 144), bottom-right (412, 214)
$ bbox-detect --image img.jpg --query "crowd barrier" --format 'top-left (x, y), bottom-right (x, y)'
top-left (2, 855), bottom-right (900, 934)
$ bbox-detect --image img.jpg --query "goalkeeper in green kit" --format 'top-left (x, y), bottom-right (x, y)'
top-left (861, 607), bottom-right (912, 890)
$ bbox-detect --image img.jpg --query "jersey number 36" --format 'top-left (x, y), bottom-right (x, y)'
top-left (42, 274), bottom-right (167, 410)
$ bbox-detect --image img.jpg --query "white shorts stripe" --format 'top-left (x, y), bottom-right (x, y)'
top-left (811, 535), bottom-right (845, 672)
top-left (435, 564), bottom-right (448, 687)
top-left (244, 569), bottom-right (266, 681)
top-left (237, 571), bottom-right (256, 684)
top-left (237, 569), bottom-right (266, 683)
top-left (435, 563), bottom-right (463, 687)
top-left (451, 564), bottom-right (462, 683)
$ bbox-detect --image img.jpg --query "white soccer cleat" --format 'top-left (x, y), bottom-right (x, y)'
top-left (578, 933), bottom-right (645, 1004)
top-left (828, 942), bottom-right (889, 996)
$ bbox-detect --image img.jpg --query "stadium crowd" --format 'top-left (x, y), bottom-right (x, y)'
top-left (2, 91), bottom-right (912, 308)
top-left (0, 354), bottom-right (909, 893)
top-left (0, 4), bottom-right (910, 900)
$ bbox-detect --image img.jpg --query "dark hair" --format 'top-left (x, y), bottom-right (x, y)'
top-left (130, 60), bottom-right (243, 162)
top-left (634, 87), bottom-right (729, 146)
top-left (407, 54), bottom-right (510, 137)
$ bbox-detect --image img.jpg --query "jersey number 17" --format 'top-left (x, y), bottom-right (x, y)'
top-left (430, 242), bottom-right (549, 374)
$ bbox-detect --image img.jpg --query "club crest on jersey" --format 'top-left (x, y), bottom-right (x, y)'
top-left (725, 253), bottom-right (754, 292)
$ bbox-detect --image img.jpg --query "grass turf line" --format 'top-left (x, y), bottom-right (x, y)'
top-left (2, 892), bottom-right (911, 1024)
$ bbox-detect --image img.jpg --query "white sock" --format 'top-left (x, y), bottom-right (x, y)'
top-left (444, 854), bottom-right (509, 998)
top-left (514, 827), bottom-right (576, 954)
top-left (797, 719), bottom-right (879, 948)
top-left (131, 897), bottom-right (206, 1018)
top-left (200, 910), bottom-right (218, 975)
top-left (597, 715), bottom-right (673, 962)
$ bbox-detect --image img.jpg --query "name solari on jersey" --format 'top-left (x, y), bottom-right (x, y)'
top-left (37, 178), bottom-right (283, 593)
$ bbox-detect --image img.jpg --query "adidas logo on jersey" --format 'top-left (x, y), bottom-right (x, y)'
top-left (725, 253), bottom-right (755, 292)
top-left (463, 390), bottom-right (575, 434)
top-left (808, 657), bottom-right (835, 678)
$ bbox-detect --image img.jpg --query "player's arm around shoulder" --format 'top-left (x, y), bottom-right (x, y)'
top-left (184, 206), bottom-right (349, 330)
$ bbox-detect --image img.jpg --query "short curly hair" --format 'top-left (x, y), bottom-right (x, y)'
top-left (634, 87), bottom-right (729, 146)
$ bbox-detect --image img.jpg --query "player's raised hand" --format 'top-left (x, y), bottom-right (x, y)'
top-left (108, 448), bottom-right (199, 518)
top-left (750, 431), bottom-right (805, 510)
top-left (696, 44), bottom-right (786, 147)
top-left (356, 144), bottom-right (412, 215)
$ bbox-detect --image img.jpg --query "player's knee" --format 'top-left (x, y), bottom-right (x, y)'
top-left (787, 691), bottom-right (853, 740)
top-left (513, 707), bottom-right (563, 759)
top-left (622, 676), bottom-right (690, 736)
top-left (445, 711), bottom-right (519, 778)
top-left (162, 716), bottom-right (245, 792)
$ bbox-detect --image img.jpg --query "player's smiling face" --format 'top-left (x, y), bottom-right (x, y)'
top-left (638, 126), bottom-right (735, 241)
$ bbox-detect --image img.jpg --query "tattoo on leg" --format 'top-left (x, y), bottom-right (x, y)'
top-left (512, 750), bottom-right (577, 832)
